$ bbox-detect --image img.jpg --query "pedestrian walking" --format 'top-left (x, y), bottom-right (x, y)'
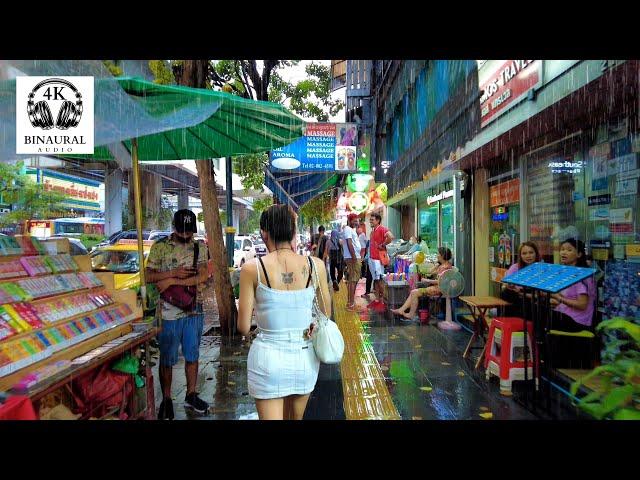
top-left (237, 204), bottom-right (331, 420)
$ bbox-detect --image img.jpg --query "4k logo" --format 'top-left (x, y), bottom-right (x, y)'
top-left (16, 76), bottom-right (94, 154)
top-left (27, 78), bottom-right (83, 130)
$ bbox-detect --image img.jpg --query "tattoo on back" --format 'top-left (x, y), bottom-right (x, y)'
top-left (281, 272), bottom-right (294, 284)
top-left (302, 265), bottom-right (308, 277)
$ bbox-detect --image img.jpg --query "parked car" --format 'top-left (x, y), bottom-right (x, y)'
top-left (232, 235), bottom-right (266, 267)
top-left (148, 230), bottom-right (171, 242)
top-left (90, 240), bottom-right (152, 290)
top-left (92, 230), bottom-right (159, 252)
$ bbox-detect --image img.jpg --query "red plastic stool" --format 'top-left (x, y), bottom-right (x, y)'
top-left (484, 317), bottom-right (537, 396)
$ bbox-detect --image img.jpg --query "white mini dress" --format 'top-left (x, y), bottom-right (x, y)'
top-left (247, 257), bottom-right (320, 400)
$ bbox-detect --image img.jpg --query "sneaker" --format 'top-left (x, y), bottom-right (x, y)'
top-left (184, 392), bottom-right (209, 414)
top-left (158, 398), bottom-right (174, 420)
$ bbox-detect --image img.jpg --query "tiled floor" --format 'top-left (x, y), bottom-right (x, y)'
top-left (153, 278), bottom-right (583, 420)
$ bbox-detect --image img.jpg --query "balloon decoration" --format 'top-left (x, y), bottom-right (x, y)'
top-left (413, 251), bottom-right (425, 264)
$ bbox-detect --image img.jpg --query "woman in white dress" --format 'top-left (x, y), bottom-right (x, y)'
top-left (238, 204), bottom-right (331, 420)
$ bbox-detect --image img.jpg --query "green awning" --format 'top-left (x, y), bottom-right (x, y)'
top-left (1, 73), bottom-right (305, 162)
top-left (68, 77), bottom-right (306, 161)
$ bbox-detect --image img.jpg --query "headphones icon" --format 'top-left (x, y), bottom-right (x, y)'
top-left (27, 78), bottom-right (83, 130)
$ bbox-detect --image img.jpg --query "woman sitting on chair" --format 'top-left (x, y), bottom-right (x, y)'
top-left (391, 247), bottom-right (453, 321)
top-left (500, 241), bottom-right (540, 318)
top-left (548, 238), bottom-right (596, 331)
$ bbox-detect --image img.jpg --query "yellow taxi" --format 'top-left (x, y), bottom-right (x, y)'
top-left (90, 239), bottom-right (153, 290)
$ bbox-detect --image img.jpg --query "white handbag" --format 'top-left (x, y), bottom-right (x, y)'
top-left (310, 259), bottom-right (345, 364)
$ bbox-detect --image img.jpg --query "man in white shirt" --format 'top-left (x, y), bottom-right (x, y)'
top-left (342, 213), bottom-right (362, 310)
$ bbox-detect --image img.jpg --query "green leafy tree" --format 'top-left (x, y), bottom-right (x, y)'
top-left (211, 60), bottom-right (343, 190)
top-left (299, 190), bottom-right (335, 227)
top-left (245, 197), bottom-right (273, 234)
top-left (0, 162), bottom-right (70, 227)
top-left (155, 60), bottom-right (343, 334)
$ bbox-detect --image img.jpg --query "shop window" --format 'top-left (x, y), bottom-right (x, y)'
top-left (418, 203), bottom-right (438, 253)
top-left (440, 199), bottom-right (454, 252)
top-left (488, 175), bottom-right (521, 297)
top-left (525, 136), bottom-right (586, 264)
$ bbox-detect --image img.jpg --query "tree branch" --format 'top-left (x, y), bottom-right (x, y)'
top-left (240, 61), bottom-right (257, 99)
top-left (245, 60), bottom-right (264, 100)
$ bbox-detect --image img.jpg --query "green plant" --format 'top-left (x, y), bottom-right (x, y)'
top-left (80, 234), bottom-right (105, 251)
top-left (570, 318), bottom-right (640, 420)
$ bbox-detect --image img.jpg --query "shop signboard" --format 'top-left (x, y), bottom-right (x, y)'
top-left (591, 153), bottom-right (608, 190)
top-left (617, 168), bottom-right (640, 181)
top-left (610, 223), bottom-right (634, 234)
top-left (588, 194), bottom-right (611, 206)
top-left (615, 178), bottom-right (637, 196)
top-left (427, 189), bottom-right (454, 205)
top-left (609, 208), bottom-right (633, 224)
top-left (489, 178), bottom-right (520, 207)
top-left (589, 207), bottom-right (610, 221)
top-left (590, 239), bottom-right (611, 249)
top-left (592, 248), bottom-right (609, 261)
top-left (270, 123), bottom-right (369, 173)
top-left (626, 244), bottom-right (640, 257)
top-left (25, 168), bottom-right (101, 211)
top-left (479, 60), bottom-right (542, 128)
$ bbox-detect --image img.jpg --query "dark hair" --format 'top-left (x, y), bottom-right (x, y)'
top-left (438, 247), bottom-right (452, 262)
top-left (318, 225), bottom-right (325, 232)
top-left (517, 241), bottom-right (540, 269)
top-left (260, 204), bottom-right (296, 244)
top-left (561, 238), bottom-right (588, 267)
top-left (370, 212), bottom-right (382, 222)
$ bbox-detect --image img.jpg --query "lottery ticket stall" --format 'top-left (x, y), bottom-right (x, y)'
top-left (501, 262), bottom-right (597, 415)
top-left (0, 236), bottom-right (156, 420)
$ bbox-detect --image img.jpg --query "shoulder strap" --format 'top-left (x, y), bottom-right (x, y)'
top-left (192, 241), bottom-right (199, 269)
top-left (258, 256), bottom-right (271, 288)
top-left (306, 256), bottom-right (313, 287)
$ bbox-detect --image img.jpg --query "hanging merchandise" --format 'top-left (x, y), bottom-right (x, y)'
top-left (498, 233), bottom-right (512, 267)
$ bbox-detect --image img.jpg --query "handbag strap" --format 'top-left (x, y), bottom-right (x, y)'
top-left (310, 257), bottom-right (327, 316)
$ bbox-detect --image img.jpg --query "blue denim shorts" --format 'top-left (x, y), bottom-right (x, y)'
top-left (158, 310), bottom-right (204, 366)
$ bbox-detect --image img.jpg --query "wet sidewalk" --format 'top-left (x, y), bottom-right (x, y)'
top-left (153, 278), bottom-right (578, 420)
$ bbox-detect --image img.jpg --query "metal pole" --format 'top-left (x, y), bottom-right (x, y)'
top-left (225, 156), bottom-right (235, 267)
top-left (131, 138), bottom-right (147, 311)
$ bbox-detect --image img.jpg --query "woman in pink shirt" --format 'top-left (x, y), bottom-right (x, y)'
top-left (549, 238), bottom-right (595, 331)
top-left (500, 241), bottom-right (540, 317)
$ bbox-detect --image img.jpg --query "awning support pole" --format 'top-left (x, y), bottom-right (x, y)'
top-left (132, 138), bottom-right (147, 311)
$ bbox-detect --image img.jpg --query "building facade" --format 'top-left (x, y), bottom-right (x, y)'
top-left (364, 59), bottom-right (639, 328)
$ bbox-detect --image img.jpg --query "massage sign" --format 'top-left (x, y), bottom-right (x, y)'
top-left (479, 60), bottom-right (542, 127)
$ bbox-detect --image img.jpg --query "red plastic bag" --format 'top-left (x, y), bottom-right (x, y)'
top-left (0, 395), bottom-right (37, 420)
top-left (72, 363), bottom-right (133, 419)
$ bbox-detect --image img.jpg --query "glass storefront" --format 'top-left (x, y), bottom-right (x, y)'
top-left (487, 173), bottom-right (521, 297)
top-left (416, 179), bottom-right (462, 262)
top-left (418, 203), bottom-right (438, 252)
top-left (440, 198), bottom-right (454, 251)
top-left (522, 121), bottom-right (640, 325)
